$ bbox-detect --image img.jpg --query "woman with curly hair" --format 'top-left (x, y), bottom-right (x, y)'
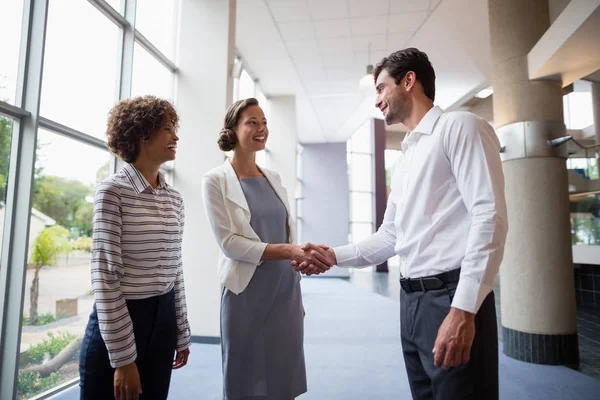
top-left (79, 95), bottom-right (191, 400)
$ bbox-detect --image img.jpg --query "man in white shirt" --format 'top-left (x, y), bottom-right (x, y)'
top-left (297, 48), bottom-right (508, 399)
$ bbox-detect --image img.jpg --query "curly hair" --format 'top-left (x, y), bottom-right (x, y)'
top-left (373, 48), bottom-right (436, 102)
top-left (106, 96), bottom-right (179, 163)
top-left (218, 97), bottom-right (259, 152)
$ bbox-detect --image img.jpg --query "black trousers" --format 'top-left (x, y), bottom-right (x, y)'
top-left (79, 289), bottom-right (177, 400)
top-left (400, 280), bottom-right (498, 400)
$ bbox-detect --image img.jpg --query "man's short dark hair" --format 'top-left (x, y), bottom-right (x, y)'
top-left (373, 48), bottom-right (436, 102)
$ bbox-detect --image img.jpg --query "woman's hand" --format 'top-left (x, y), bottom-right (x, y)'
top-left (173, 347), bottom-right (190, 369)
top-left (114, 362), bottom-right (142, 400)
top-left (289, 244), bottom-right (334, 274)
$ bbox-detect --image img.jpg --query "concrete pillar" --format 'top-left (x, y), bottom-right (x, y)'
top-left (266, 95), bottom-right (298, 217)
top-left (175, 0), bottom-right (236, 341)
top-left (592, 82), bottom-right (600, 144)
top-left (489, 0), bottom-right (579, 366)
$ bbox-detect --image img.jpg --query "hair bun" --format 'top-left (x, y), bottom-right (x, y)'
top-left (218, 128), bottom-right (237, 152)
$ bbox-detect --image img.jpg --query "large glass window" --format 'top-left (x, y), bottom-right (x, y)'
top-left (0, 0), bottom-right (25, 105)
top-left (571, 194), bottom-right (600, 246)
top-left (17, 130), bottom-right (111, 399)
top-left (347, 121), bottom-right (375, 243)
top-left (238, 69), bottom-right (256, 100)
top-left (131, 43), bottom-right (173, 99)
top-left (135, 0), bottom-right (177, 58)
top-left (0, 116), bottom-right (14, 264)
top-left (40, 0), bottom-right (120, 139)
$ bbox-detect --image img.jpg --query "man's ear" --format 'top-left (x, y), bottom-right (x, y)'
top-left (404, 71), bottom-right (417, 91)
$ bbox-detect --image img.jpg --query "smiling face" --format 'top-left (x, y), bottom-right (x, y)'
top-left (374, 68), bottom-right (411, 126)
top-left (140, 116), bottom-right (179, 164)
top-left (234, 105), bottom-right (268, 153)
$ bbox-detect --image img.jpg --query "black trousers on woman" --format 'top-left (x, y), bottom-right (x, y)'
top-left (79, 289), bottom-right (177, 400)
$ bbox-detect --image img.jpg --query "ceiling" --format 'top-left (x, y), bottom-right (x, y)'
top-left (236, 0), bottom-right (494, 143)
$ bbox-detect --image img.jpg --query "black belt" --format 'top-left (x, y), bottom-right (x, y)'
top-left (399, 268), bottom-right (461, 293)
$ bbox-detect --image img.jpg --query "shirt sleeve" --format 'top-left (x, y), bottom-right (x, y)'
top-left (444, 114), bottom-right (509, 314)
top-left (201, 174), bottom-right (268, 265)
top-left (333, 191), bottom-right (398, 267)
top-left (174, 199), bottom-right (191, 351)
top-left (90, 182), bottom-right (137, 368)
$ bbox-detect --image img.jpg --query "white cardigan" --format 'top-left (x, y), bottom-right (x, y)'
top-left (202, 159), bottom-right (297, 295)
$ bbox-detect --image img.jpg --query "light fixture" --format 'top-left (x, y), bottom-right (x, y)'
top-left (359, 64), bottom-right (375, 96)
top-left (474, 86), bottom-right (494, 99)
top-left (359, 42), bottom-right (376, 96)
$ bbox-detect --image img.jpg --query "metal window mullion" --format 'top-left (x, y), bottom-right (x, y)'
top-left (87, 0), bottom-right (128, 28)
top-left (0, 0), bottom-right (49, 399)
top-left (118, 0), bottom-right (136, 100)
top-left (0, 101), bottom-right (30, 119)
top-left (134, 31), bottom-right (177, 73)
top-left (38, 117), bottom-right (108, 151)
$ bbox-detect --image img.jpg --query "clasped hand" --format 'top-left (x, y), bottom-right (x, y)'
top-left (290, 242), bottom-right (336, 276)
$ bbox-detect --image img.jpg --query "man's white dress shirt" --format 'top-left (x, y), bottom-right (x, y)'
top-left (334, 106), bottom-right (508, 314)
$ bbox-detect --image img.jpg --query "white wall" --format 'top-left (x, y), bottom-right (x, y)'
top-left (174, 0), bottom-right (236, 339)
top-left (265, 95), bottom-right (297, 218)
top-left (302, 143), bottom-right (350, 277)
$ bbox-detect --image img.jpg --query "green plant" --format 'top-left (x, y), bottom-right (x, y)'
top-left (17, 371), bottom-right (60, 399)
top-left (28, 226), bottom-right (71, 324)
top-left (70, 236), bottom-right (92, 252)
top-left (27, 331), bottom-right (77, 363)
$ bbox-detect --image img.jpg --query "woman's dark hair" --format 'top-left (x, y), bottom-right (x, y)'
top-left (373, 48), bottom-right (436, 102)
top-left (218, 97), bottom-right (260, 152)
top-left (106, 95), bottom-right (179, 163)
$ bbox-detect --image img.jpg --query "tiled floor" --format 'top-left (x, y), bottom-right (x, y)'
top-left (348, 260), bottom-right (600, 381)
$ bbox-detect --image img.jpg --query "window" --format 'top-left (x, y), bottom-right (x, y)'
top-left (347, 121), bottom-right (375, 243)
top-left (17, 130), bottom-right (111, 399)
top-left (571, 194), bottom-right (600, 246)
top-left (0, 116), bottom-right (14, 264)
top-left (0, 0), bottom-right (24, 105)
top-left (238, 69), bottom-right (256, 100)
top-left (107, 0), bottom-right (123, 14)
top-left (563, 91), bottom-right (594, 130)
top-left (131, 42), bottom-right (174, 99)
top-left (135, 0), bottom-right (177, 58)
top-left (40, 0), bottom-right (120, 139)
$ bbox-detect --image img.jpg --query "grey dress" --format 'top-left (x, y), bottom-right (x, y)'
top-left (220, 177), bottom-right (307, 400)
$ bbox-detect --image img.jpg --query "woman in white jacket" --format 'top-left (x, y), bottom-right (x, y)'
top-left (202, 98), bottom-right (332, 400)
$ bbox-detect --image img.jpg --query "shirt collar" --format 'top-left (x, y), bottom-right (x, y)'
top-left (410, 106), bottom-right (444, 136)
top-left (122, 163), bottom-right (169, 194)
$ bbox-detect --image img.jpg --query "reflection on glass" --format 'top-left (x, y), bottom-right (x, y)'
top-left (350, 153), bottom-right (372, 191)
top-left (238, 69), bottom-right (255, 100)
top-left (40, 0), bottom-right (119, 140)
top-left (0, 0), bottom-right (24, 105)
top-left (17, 130), bottom-right (111, 399)
top-left (0, 116), bottom-right (14, 265)
top-left (571, 194), bottom-right (600, 246)
top-left (351, 222), bottom-right (373, 242)
top-left (135, 0), bottom-right (176, 58)
top-left (131, 43), bottom-right (173, 100)
top-left (351, 192), bottom-right (373, 222)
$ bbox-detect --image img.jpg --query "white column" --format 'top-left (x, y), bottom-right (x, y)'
top-left (174, 0), bottom-right (236, 339)
top-left (265, 95), bottom-right (298, 217)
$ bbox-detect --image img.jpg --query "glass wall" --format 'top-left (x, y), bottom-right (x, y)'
top-left (346, 121), bottom-right (375, 243)
top-left (0, 1), bottom-right (178, 398)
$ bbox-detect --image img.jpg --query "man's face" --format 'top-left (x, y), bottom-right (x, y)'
top-left (375, 69), bottom-right (409, 125)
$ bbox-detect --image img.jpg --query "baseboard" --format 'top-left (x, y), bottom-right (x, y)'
top-left (191, 335), bottom-right (221, 345)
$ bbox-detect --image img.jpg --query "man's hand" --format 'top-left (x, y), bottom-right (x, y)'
top-left (433, 307), bottom-right (475, 369)
top-left (114, 362), bottom-right (142, 400)
top-left (289, 243), bottom-right (333, 274)
top-left (173, 347), bottom-right (190, 369)
top-left (292, 243), bottom-right (337, 276)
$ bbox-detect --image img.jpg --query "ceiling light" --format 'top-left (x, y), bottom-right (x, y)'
top-left (359, 64), bottom-right (375, 96)
top-left (474, 87), bottom-right (493, 98)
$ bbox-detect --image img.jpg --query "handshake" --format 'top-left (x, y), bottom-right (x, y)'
top-left (290, 242), bottom-right (337, 276)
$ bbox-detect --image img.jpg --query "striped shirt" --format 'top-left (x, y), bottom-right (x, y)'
top-left (91, 163), bottom-right (191, 368)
